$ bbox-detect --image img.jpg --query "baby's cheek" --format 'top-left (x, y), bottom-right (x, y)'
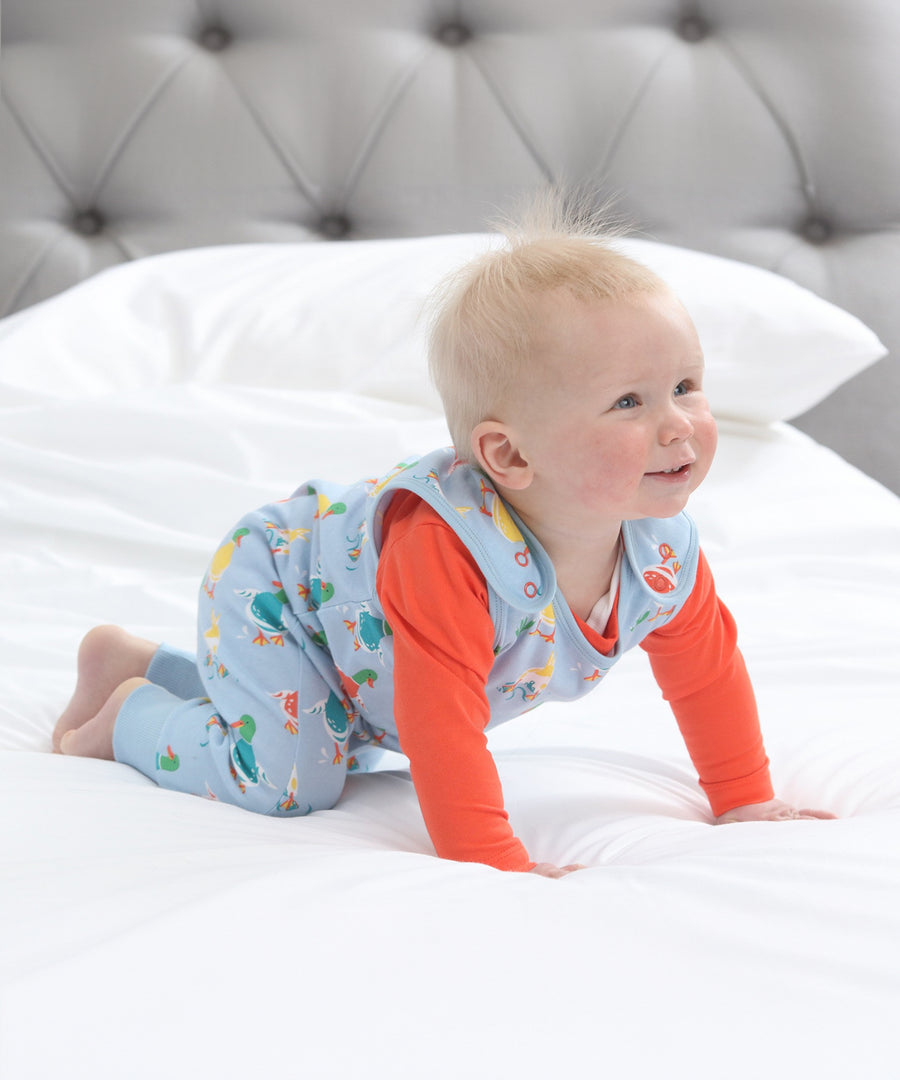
top-left (694, 407), bottom-right (718, 455)
top-left (700, 412), bottom-right (717, 447)
top-left (582, 444), bottom-right (642, 494)
top-left (705, 417), bottom-right (719, 457)
top-left (690, 415), bottom-right (719, 488)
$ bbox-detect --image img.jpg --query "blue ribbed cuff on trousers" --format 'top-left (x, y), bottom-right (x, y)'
top-left (145, 643), bottom-right (204, 700)
top-left (112, 682), bottom-right (179, 776)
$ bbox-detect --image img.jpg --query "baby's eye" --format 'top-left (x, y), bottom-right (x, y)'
top-left (614, 394), bottom-right (639, 410)
top-left (674, 381), bottom-right (691, 397)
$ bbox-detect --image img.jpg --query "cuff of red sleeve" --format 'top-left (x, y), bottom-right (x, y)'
top-left (445, 839), bottom-right (536, 873)
top-left (701, 761), bottom-right (775, 818)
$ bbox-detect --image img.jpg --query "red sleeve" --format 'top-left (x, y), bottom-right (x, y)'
top-left (641, 551), bottom-right (774, 816)
top-left (376, 492), bottom-right (535, 872)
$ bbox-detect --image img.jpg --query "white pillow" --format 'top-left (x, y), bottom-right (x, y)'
top-left (617, 237), bottom-right (886, 423)
top-left (0, 233), bottom-right (885, 423)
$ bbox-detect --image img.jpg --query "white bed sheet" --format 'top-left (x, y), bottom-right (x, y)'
top-left (1, 251), bottom-right (900, 1078)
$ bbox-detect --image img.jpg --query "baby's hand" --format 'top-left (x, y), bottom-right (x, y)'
top-left (714, 797), bottom-right (836, 825)
top-left (529, 862), bottom-right (585, 878)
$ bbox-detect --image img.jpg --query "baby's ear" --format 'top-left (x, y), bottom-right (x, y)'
top-left (470, 421), bottom-right (533, 491)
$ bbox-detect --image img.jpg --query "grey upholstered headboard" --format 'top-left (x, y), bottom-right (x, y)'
top-left (2, 1), bottom-right (898, 492)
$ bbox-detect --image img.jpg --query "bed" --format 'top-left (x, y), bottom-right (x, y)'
top-left (2, 4), bottom-right (899, 1079)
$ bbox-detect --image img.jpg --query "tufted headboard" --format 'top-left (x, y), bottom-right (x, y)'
top-left (2, 0), bottom-right (898, 492)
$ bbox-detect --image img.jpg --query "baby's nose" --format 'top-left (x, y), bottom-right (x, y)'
top-left (659, 405), bottom-right (694, 443)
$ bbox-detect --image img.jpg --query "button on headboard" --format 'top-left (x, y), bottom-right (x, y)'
top-left (1, 0), bottom-right (898, 491)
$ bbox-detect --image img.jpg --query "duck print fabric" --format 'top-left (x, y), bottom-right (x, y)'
top-left (112, 449), bottom-right (699, 814)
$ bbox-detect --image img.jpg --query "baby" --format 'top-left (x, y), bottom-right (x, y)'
top-left (54, 221), bottom-right (834, 876)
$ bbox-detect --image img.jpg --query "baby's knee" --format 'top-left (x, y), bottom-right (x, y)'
top-left (241, 757), bottom-right (348, 818)
top-left (202, 719), bottom-right (343, 817)
top-left (266, 763), bottom-right (348, 817)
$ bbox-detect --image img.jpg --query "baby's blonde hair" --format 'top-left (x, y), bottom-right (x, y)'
top-left (427, 199), bottom-right (666, 459)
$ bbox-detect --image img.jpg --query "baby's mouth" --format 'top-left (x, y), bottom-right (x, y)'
top-left (660, 464), bottom-right (688, 474)
top-left (646, 462), bottom-right (693, 479)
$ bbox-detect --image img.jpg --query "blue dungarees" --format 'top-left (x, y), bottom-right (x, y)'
top-left (113, 449), bottom-right (699, 815)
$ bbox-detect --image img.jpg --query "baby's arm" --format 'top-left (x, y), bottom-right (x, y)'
top-left (644, 551), bottom-right (835, 823)
top-left (672, 661), bottom-right (835, 823)
top-left (377, 500), bottom-right (539, 872)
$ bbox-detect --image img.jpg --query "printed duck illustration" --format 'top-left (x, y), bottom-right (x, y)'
top-left (314, 494), bottom-right (347, 520)
top-left (305, 690), bottom-right (353, 765)
top-left (204, 527), bottom-right (250, 597)
top-left (344, 604), bottom-right (392, 661)
top-left (202, 610), bottom-right (227, 677)
top-left (479, 479), bottom-right (530, 566)
top-left (156, 744), bottom-right (180, 772)
top-left (270, 689), bottom-right (299, 734)
top-left (265, 520), bottom-right (311, 554)
top-left (338, 666), bottom-right (378, 704)
top-left (227, 714), bottom-right (273, 792)
top-left (297, 566), bottom-right (335, 612)
top-left (529, 603), bottom-right (556, 643)
top-left (276, 763), bottom-right (308, 814)
top-left (499, 652), bottom-right (556, 703)
top-left (236, 580), bottom-right (290, 645)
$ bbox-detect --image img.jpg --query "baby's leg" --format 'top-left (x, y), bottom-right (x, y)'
top-left (53, 626), bottom-right (158, 751)
top-left (68, 515), bottom-right (353, 815)
top-left (89, 652), bottom-right (350, 816)
top-left (63, 511), bottom-right (350, 812)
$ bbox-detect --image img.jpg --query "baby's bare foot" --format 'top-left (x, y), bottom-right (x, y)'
top-left (53, 625), bottom-right (158, 752)
top-left (60, 677), bottom-right (149, 760)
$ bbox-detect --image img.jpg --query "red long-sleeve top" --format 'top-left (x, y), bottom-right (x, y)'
top-left (376, 491), bottom-right (773, 871)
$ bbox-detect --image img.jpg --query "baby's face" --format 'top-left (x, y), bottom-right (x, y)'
top-left (510, 288), bottom-right (717, 532)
